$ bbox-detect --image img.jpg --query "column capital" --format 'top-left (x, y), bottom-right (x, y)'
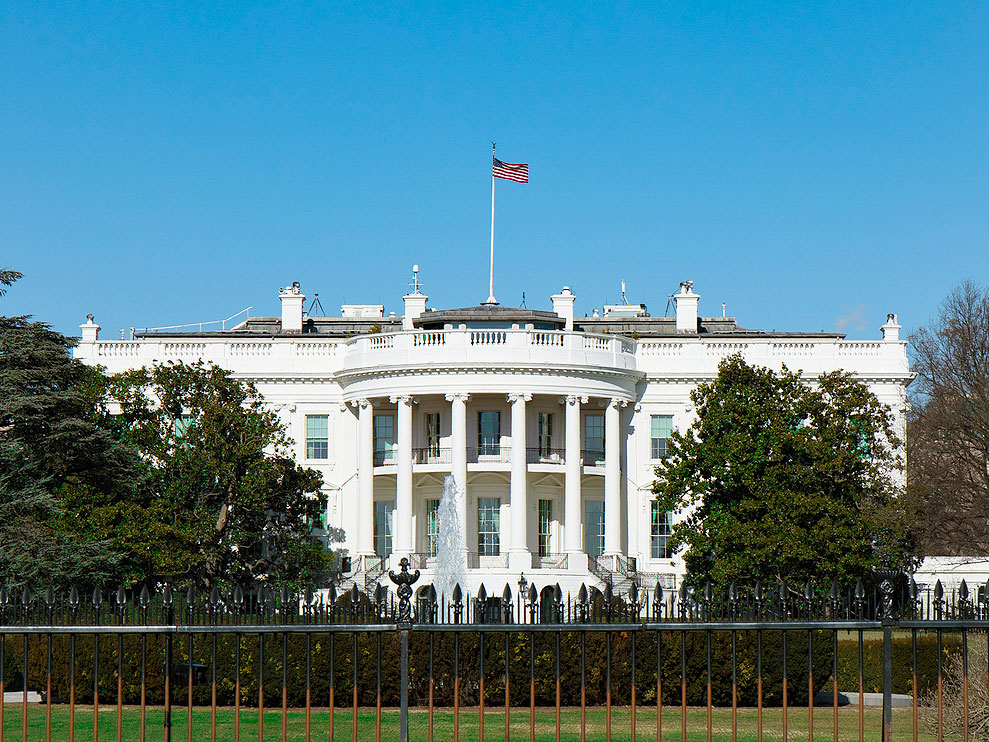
top-left (506, 392), bottom-right (532, 404)
top-left (389, 394), bottom-right (416, 405)
top-left (608, 398), bottom-right (629, 409)
top-left (444, 392), bottom-right (470, 403)
top-left (350, 397), bottom-right (372, 410)
top-left (566, 395), bottom-right (588, 406)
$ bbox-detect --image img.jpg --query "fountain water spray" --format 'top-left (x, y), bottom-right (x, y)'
top-left (434, 474), bottom-right (467, 601)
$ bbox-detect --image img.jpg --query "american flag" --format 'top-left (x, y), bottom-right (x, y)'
top-left (492, 157), bottom-right (529, 183)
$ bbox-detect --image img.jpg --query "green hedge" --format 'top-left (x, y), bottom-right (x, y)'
top-left (10, 629), bottom-right (962, 708)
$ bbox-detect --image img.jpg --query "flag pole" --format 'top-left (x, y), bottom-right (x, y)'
top-left (485, 141), bottom-right (498, 305)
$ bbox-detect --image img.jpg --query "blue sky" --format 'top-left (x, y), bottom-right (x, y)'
top-left (2, 2), bottom-right (986, 341)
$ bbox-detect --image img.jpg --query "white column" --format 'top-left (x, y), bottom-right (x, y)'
top-left (508, 393), bottom-right (531, 569)
top-left (446, 393), bottom-right (469, 545)
top-left (355, 398), bottom-right (374, 556)
top-left (393, 394), bottom-right (414, 557)
top-left (604, 398), bottom-right (626, 556)
top-left (564, 395), bottom-right (585, 556)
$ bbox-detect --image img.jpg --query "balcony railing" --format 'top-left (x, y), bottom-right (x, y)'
top-left (412, 447), bottom-right (452, 465)
top-left (526, 447), bottom-right (565, 464)
top-left (373, 448), bottom-right (397, 466)
top-left (467, 446), bottom-right (511, 464)
top-left (408, 552), bottom-right (437, 570)
top-left (466, 551), bottom-right (509, 569)
top-left (532, 552), bottom-right (569, 569)
top-left (581, 448), bottom-right (606, 466)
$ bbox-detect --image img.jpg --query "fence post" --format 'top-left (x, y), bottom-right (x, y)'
top-left (878, 574), bottom-right (897, 742)
top-left (389, 556), bottom-right (421, 742)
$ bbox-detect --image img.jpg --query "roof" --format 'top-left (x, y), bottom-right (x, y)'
top-left (414, 305), bottom-right (565, 328)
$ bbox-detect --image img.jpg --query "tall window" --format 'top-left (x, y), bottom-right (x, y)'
top-left (173, 414), bottom-right (195, 449)
top-left (306, 415), bottom-right (329, 459)
top-left (650, 415), bottom-right (673, 460)
top-left (374, 501), bottom-right (393, 558)
top-left (538, 413), bottom-right (553, 457)
top-left (538, 499), bottom-right (553, 556)
top-left (478, 411), bottom-right (501, 456)
top-left (426, 413), bottom-right (441, 457)
top-left (584, 415), bottom-right (605, 462)
top-left (651, 502), bottom-right (673, 559)
top-left (477, 497), bottom-right (501, 555)
top-left (585, 501), bottom-right (605, 559)
top-left (374, 414), bottom-right (395, 465)
top-left (425, 499), bottom-right (440, 557)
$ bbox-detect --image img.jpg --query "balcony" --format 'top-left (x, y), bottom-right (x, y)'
top-left (412, 447), bottom-right (452, 465)
top-left (466, 552), bottom-right (510, 569)
top-left (373, 448), bottom-right (396, 467)
top-left (467, 446), bottom-right (511, 464)
top-left (532, 553), bottom-right (569, 570)
top-left (581, 448), bottom-right (606, 467)
top-left (526, 447), bottom-right (565, 465)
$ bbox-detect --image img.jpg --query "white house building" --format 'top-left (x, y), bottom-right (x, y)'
top-left (74, 274), bottom-right (911, 596)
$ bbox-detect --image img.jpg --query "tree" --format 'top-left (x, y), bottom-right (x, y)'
top-left (905, 280), bottom-right (989, 556)
top-left (653, 355), bottom-right (910, 589)
top-left (0, 269), bottom-right (22, 296)
top-left (0, 313), bottom-right (138, 588)
top-left (66, 361), bottom-right (330, 589)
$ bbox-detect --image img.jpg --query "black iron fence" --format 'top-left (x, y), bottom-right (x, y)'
top-left (0, 561), bottom-right (986, 742)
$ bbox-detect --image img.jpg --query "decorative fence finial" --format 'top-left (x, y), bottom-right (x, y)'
top-left (388, 556), bottom-right (420, 624)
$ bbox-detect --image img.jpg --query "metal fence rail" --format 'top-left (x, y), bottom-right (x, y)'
top-left (0, 561), bottom-right (985, 742)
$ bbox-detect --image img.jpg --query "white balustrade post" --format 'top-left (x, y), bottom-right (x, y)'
top-left (564, 395), bottom-right (585, 561)
top-left (508, 393), bottom-right (531, 570)
top-left (355, 398), bottom-right (375, 556)
top-left (394, 394), bottom-right (414, 558)
top-left (604, 398), bottom-right (626, 556)
top-left (446, 393), bottom-right (470, 550)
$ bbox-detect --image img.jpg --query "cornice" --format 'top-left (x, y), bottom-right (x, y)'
top-left (334, 362), bottom-right (645, 385)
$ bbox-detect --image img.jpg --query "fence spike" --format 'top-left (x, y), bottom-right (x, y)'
top-left (830, 579), bottom-right (841, 602)
top-left (21, 585), bottom-right (31, 607)
top-left (350, 584), bottom-right (359, 605)
top-left (654, 581), bottom-right (664, 604)
top-left (116, 585), bottom-right (127, 607)
top-left (476, 583), bottom-right (487, 602)
top-left (453, 583), bottom-right (463, 604)
top-left (754, 581), bottom-right (764, 602)
top-left (604, 581), bottom-right (613, 604)
top-left (804, 577), bottom-right (814, 602)
top-left (328, 582), bottom-right (337, 604)
top-left (554, 583), bottom-right (563, 603)
top-left (92, 586), bottom-right (103, 606)
top-left (139, 585), bottom-right (150, 607)
top-left (209, 587), bottom-right (221, 607)
top-left (186, 585), bottom-right (195, 609)
top-left (909, 578), bottom-right (919, 602)
top-left (233, 584), bottom-right (244, 606)
top-left (703, 581), bottom-right (713, 603)
top-left (577, 584), bottom-right (588, 604)
top-left (778, 580), bottom-right (788, 602)
top-left (0, 586), bottom-right (7, 606)
top-left (69, 585), bottom-right (80, 608)
top-left (854, 580), bottom-right (866, 601)
top-left (527, 584), bottom-right (537, 604)
top-left (502, 583), bottom-right (512, 603)
top-left (934, 580), bottom-right (943, 601)
top-left (628, 582), bottom-right (638, 605)
top-left (45, 586), bottom-right (56, 607)
top-left (959, 579), bottom-right (969, 601)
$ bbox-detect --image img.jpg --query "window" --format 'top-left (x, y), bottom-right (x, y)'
top-left (650, 415), bottom-right (673, 459)
top-left (426, 413), bottom-right (441, 457)
top-left (477, 497), bottom-right (501, 555)
top-left (374, 414), bottom-right (395, 465)
top-left (173, 414), bottom-right (195, 449)
top-left (585, 501), bottom-right (605, 559)
top-left (425, 499), bottom-right (440, 557)
top-left (584, 415), bottom-right (605, 462)
top-left (306, 415), bottom-right (329, 459)
top-left (478, 411), bottom-right (501, 456)
top-left (538, 499), bottom-right (553, 557)
top-left (651, 502), bottom-right (673, 559)
top-left (374, 501), bottom-right (393, 558)
top-left (538, 413), bottom-right (553, 457)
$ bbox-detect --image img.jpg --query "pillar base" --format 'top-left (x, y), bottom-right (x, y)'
top-left (508, 549), bottom-right (533, 572)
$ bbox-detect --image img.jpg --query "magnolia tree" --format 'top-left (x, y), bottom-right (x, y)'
top-left (653, 355), bottom-right (912, 589)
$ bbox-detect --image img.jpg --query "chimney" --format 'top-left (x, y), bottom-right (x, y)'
top-left (551, 286), bottom-right (576, 331)
top-left (279, 281), bottom-right (305, 333)
top-left (881, 313), bottom-right (901, 342)
top-left (79, 313), bottom-right (100, 343)
top-left (403, 264), bottom-right (428, 330)
top-left (673, 280), bottom-right (699, 333)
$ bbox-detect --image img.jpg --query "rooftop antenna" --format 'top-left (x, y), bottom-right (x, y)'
top-left (621, 280), bottom-right (629, 305)
top-left (307, 293), bottom-right (325, 316)
top-left (519, 291), bottom-right (526, 308)
top-left (722, 301), bottom-right (726, 318)
top-left (409, 264), bottom-right (423, 295)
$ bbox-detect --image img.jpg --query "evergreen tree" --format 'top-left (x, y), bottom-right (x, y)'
top-left (653, 355), bottom-right (911, 589)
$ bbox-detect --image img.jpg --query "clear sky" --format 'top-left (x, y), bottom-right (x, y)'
top-left (2, 2), bottom-right (986, 342)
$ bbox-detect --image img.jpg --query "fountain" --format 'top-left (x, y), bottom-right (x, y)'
top-left (433, 474), bottom-right (467, 601)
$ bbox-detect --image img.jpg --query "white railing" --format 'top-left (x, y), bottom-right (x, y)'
top-left (96, 342), bottom-right (142, 358)
top-left (229, 342), bottom-right (272, 358)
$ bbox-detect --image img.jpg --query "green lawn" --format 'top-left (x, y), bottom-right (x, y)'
top-left (0, 704), bottom-right (936, 741)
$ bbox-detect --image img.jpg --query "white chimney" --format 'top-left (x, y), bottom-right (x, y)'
top-left (881, 313), bottom-right (901, 342)
top-left (551, 286), bottom-right (576, 331)
top-left (673, 280), bottom-right (699, 333)
top-left (79, 313), bottom-right (100, 343)
top-left (279, 281), bottom-right (305, 333)
top-left (403, 264), bottom-right (428, 330)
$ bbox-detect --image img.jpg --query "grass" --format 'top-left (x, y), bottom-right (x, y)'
top-left (0, 704), bottom-right (936, 741)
